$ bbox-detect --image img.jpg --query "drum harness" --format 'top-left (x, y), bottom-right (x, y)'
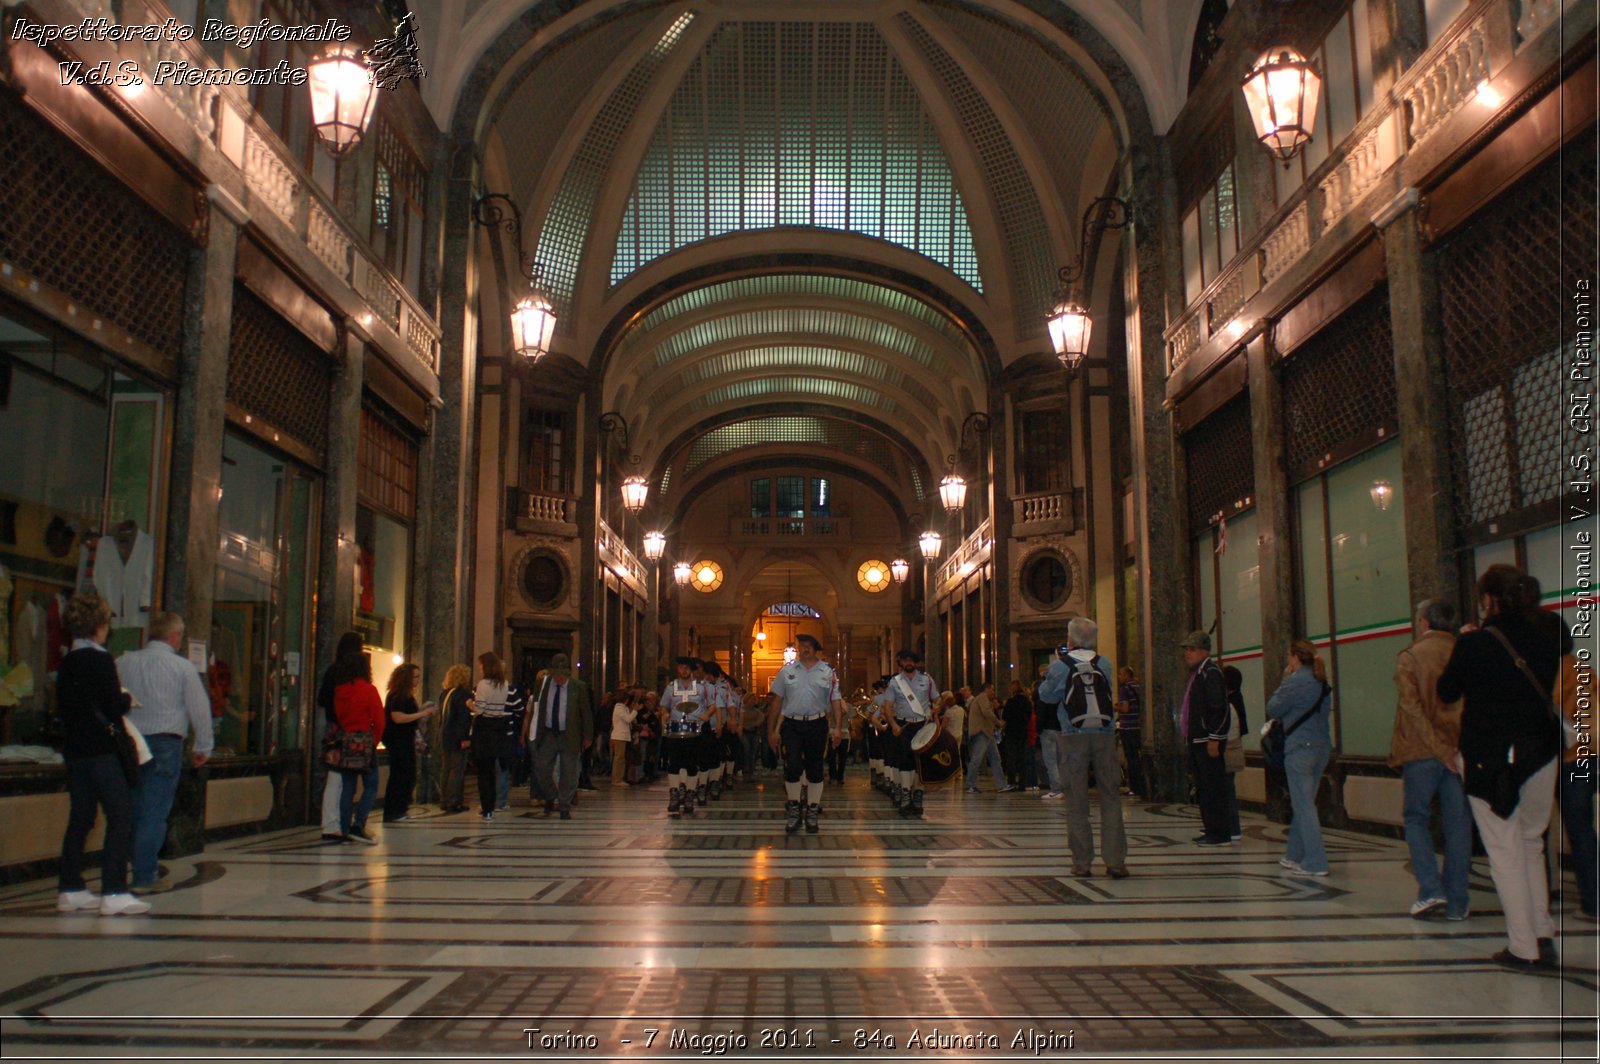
top-left (892, 673), bottom-right (931, 726)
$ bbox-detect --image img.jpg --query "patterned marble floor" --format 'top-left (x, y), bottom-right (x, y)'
top-left (0, 771), bottom-right (1595, 1061)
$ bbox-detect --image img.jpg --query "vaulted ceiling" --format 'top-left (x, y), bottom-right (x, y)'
top-left (440, 0), bottom-right (1192, 479)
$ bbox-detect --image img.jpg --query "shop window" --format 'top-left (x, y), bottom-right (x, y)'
top-left (523, 408), bottom-right (570, 496)
top-left (358, 407), bottom-right (419, 522)
top-left (212, 432), bottom-right (319, 759)
top-left (1292, 440), bottom-right (1409, 758)
top-left (0, 305), bottom-right (169, 748)
top-left (354, 505), bottom-right (410, 696)
top-left (1271, 4), bottom-right (1376, 203)
top-left (1017, 407), bottom-right (1071, 495)
top-left (1019, 551), bottom-right (1070, 611)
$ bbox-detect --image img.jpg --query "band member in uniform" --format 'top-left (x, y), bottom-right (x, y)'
top-left (703, 662), bottom-right (734, 798)
top-left (767, 633), bottom-right (845, 834)
top-left (661, 657), bottom-right (708, 816)
top-left (867, 678), bottom-right (889, 791)
top-left (874, 649), bottom-right (941, 817)
top-left (690, 659), bottom-right (718, 803)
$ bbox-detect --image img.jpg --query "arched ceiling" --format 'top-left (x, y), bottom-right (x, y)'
top-left (446, 0), bottom-right (1187, 488)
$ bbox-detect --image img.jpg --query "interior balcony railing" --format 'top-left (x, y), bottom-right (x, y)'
top-left (1011, 489), bottom-right (1084, 536)
top-left (934, 518), bottom-right (993, 597)
top-left (506, 488), bottom-right (574, 528)
top-left (731, 516), bottom-right (852, 540)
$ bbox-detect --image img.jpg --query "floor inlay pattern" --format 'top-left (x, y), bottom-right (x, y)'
top-left (0, 775), bottom-right (1594, 1059)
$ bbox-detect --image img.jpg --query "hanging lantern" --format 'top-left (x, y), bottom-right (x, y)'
top-left (783, 645), bottom-right (798, 665)
top-left (306, 45), bottom-right (378, 157)
top-left (1047, 298), bottom-right (1093, 370)
top-left (1369, 480), bottom-right (1394, 511)
top-left (672, 561), bottom-right (692, 587)
top-left (756, 623), bottom-right (767, 644)
top-left (890, 558), bottom-right (910, 584)
top-left (509, 287), bottom-right (558, 362)
top-left (918, 530), bottom-right (943, 560)
top-left (1241, 48), bottom-right (1323, 163)
top-left (621, 474), bottom-right (649, 513)
top-left (642, 531), bottom-right (666, 561)
top-left (938, 473), bottom-right (968, 513)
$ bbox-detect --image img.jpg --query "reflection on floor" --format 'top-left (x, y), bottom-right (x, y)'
top-left (0, 773), bottom-right (1595, 1060)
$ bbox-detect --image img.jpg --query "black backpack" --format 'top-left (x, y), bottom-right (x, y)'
top-left (1060, 656), bottom-right (1111, 728)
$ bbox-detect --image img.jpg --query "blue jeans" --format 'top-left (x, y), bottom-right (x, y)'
top-left (965, 732), bottom-right (1006, 790)
top-left (339, 762), bottom-right (379, 834)
top-left (742, 730), bottom-right (762, 777)
top-left (1402, 758), bottom-right (1472, 916)
top-left (130, 734), bottom-right (185, 886)
top-left (1560, 764), bottom-right (1598, 916)
top-left (1283, 741), bottom-right (1331, 873)
top-left (1038, 730), bottom-right (1065, 792)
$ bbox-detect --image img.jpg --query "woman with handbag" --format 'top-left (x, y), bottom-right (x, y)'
top-left (331, 649), bottom-right (385, 844)
top-left (55, 593), bottom-right (147, 916)
top-left (1439, 564), bottom-right (1568, 970)
top-left (1266, 640), bottom-right (1333, 877)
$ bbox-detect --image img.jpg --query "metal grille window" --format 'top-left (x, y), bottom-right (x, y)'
top-left (612, 22), bottom-right (981, 291)
top-left (1439, 145), bottom-right (1595, 539)
top-left (371, 116), bottom-right (429, 298)
top-left (1282, 286), bottom-right (1397, 482)
top-left (358, 407), bottom-right (418, 522)
top-left (0, 92), bottom-right (190, 357)
top-left (1017, 407), bottom-right (1071, 494)
top-left (227, 286), bottom-right (331, 458)
top-left (522, 408), bottom-right (570, 496)
top-left (1184, 393), bottom-right (1255, 531)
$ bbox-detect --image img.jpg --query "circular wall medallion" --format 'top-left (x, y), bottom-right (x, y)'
top-left (519, 549), bottom-right (569, 609)
top-left (691, 560), bottom-right (724, 592)
top-left (856, 559), bottom-right (891, 593)
top-left (1019, 550), bottom-right (1072, 611)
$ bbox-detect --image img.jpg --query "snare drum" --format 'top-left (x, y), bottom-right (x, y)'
top-left (909, 721), bottom-right (941, 753)
top-left (666, 717), bottom-right (700, 739)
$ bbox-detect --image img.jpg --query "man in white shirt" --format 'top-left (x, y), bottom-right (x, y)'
top-left (768, 634), bottom-right (844, 834)
top-left (118, 612), bottom-right (213, 893)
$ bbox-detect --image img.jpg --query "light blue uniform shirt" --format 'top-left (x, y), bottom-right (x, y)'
top-left (874, 670), bottom-right (940, 722)
top-left (770, 660), bottom-right (840, 719)
top-left (662, 678), bottom-right (710, 723)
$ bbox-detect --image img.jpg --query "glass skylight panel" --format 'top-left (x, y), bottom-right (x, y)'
top-left (611, 21), bottom-right (982, 290)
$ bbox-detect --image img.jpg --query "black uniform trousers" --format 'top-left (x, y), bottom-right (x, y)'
top-left (1189, 743), bottom-right (1232, 838)
top-left (780, 716), bottom-right (828, 784)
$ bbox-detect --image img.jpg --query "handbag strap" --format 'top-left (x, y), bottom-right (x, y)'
top-left (1484, 626), bottom-right (1560, 716)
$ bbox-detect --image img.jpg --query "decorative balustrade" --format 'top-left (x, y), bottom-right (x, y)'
top-left (597, 520), bottom-right (647, 590)
top-left (1318, 114), bottom-right (1394, 231)
top-left (1209, 265), bottom-right (1251, 326)
top-left (1403, 10), bottom-right (1490, 143)
top-left (241, 125), bottom-right (299, 226)
top-left (399, 288), bottom-right (442, 372)
top-left (732, 516), bottom-right (850, 539)
top-left (1012, 491), bottom-right (1083, 533)
top-left (1260, 202), bottom-right (1311, 285)
top-left (508, 489), bottom-right (572, 525)
top-left (935, 519), bottom-right (993, 591)
top-left (306, 200), bottom-right (353, 280)
top-left (1168, 312), bottom-right (1204, 373)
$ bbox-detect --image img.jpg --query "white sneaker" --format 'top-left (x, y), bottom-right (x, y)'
top-left (1045, 791), bottom-right (1064, 800)
top-left (99, 893), bottom-right (151, 916)
top-left (1278, 857), bottom-right (1304, 871)
top-left (57, 890), bottom-right (99, 912)
top-left (1410, 896), bottom-right (1448, 918)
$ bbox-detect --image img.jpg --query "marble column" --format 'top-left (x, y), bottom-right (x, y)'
top-left (422, 135), bottom-right (480, 690)
top-left (1377, 190), bottom-right (1460, 610)
top-left (1124, 140), bottom-right (1191, 802)
top-left (313, 326), bottom-right (362, 686)
top-left (161, 182), bottom-right (245, 857)
top-left (1246, 328), bottom-right (1295, 701)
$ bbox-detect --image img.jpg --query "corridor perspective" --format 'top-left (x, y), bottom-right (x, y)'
top-left (0, 0), bottom-right (1596, 1058)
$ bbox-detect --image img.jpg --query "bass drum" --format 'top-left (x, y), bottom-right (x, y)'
top-left (915, 728), bottom-right (962, 787)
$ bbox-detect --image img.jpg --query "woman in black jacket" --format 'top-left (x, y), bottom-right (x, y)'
top-left (1438, 564), bottom-right (1568, 971)
top-left (437, 664), bottom-right (474, 813)
top-left (55, 593), bottom-right (145, 916)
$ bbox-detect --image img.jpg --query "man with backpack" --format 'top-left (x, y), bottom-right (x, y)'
top-left (1037, 617), bottom-right (1128, 878)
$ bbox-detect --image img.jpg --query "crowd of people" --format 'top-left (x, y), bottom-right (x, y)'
top-left (48, 560), bottom-right (1592, 976)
